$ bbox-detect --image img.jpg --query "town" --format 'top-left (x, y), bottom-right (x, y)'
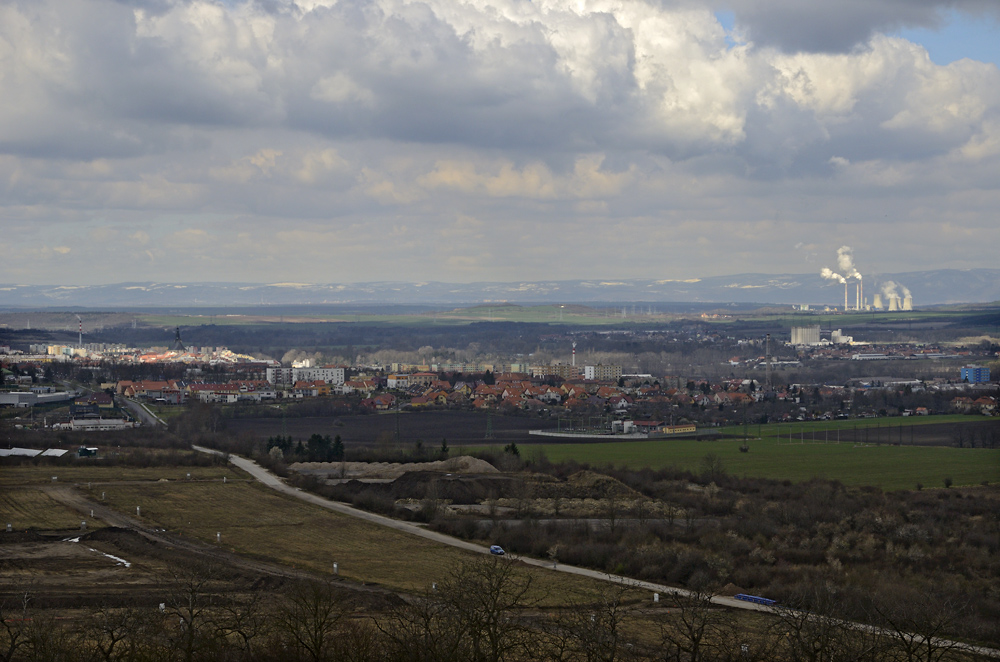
top-left (2, 316), bottom-right (996, 435)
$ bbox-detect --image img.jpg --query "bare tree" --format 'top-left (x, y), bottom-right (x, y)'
top-left (772, 587), bottom-right (873, 662)
top-left (870, 586), bottom-right (969, 662)
top-left (86, 602), bottom-right (165, 662)
top-left (541, 584), bottom-right (638, 662)
top-left (374, 594), bottom-right (464, 662)
top-left (657, 590), bottom-right (729, 662)
top-left (275, 580), bottom-right (351, 662)
top-left (211, 581), bottom-right (272, 661)
top-left (438, 555), bottom-right (535, 662)
top-left (164, 565), bottom-right (221, 662)
top-left (22, 612), bottom-right (79, 662)
top-left (0, 587), bottom-right (33, 662)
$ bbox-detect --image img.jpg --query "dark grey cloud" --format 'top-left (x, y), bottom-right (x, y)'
top-left (725, 0), bottom-right (1000, 53)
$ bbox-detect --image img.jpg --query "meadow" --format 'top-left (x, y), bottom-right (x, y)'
top-left (90, 480), bottom-right (604, 603)
top-left (513, 417), bottom-right (1000, 491)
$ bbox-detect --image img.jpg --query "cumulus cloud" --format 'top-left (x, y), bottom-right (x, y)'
top-left (0, 0), bottom-right (998, 284)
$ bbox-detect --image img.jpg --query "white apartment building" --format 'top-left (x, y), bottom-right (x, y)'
top-left (584, 364), bottom-right (623, 381)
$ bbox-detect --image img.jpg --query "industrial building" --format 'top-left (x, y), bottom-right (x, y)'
top-left (790, 325), bottom-right (821, 345)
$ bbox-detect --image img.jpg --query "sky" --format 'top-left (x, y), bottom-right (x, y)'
top-left (2, 0), bottom-right (999, 286)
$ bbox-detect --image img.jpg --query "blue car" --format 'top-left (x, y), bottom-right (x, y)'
top-left (489, 545), bottom-right (505, 556)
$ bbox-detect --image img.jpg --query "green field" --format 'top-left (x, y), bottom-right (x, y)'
top-left (517, 435), bottom-right (999, 491)
top-left (140, 304), bottom-right (671, 329)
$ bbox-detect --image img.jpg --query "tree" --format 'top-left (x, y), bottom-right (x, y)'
top-left (212, 581), bottom-right (271, 660)
top-left (0, 587), bottom-right (32, 662)
top-left (307, 434), bottom-right (331, 462)
top-left (699, 453), bottom-right (726, 483)
top-left (870, 586), bottom-right (970, 662)
top-left (540, 584), bottom-right (637, 662)
top-left (658, 590), bottom-right (729, 662)
top-left (165, 565), bottom-right (220, 662)
top-left (440, 556), bottom-right (534, 662)
top-left (276, 580), bottom-right (351, 662)
top-left (331, 435), bottom-right (345, 461)
top-left (86, 602), bottom-right (164, 662)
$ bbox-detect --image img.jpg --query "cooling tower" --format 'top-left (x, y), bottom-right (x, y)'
top-left (888, 296), bottom-right (900, 312)
top-left (873, 294), bottom-right (883, 309)
top-left (902, 296), bottom-right (913, 311)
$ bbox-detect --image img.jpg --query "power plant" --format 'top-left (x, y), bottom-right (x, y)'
top-left (821, 246), bottom-right (913, 311)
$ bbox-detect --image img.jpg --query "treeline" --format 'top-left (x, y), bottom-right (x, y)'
top-left (1, 555), bottom-right (987, 662)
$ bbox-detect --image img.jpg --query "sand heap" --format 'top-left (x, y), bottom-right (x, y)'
top-left (291, 455), bottom-right (497, 480)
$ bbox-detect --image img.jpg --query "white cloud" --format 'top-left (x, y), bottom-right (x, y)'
top-left (0, 0), bottom-right (998, 285)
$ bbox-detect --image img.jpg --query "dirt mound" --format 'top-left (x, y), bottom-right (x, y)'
top-left (0, 530), bottom-right (48, 544)
top-left (292, 455), bottom-right (497, 479)
top-left (562, 471), bottom-right (638, 499)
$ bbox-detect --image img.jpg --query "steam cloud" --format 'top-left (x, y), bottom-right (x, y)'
top-left (881, 281), bottom-right (912, 299)
top-left (821, 245), bottom-right (861, 284)
top-left (821, 267), bottom-right (846, 284)
top-left (836, 245), bottom-right (861, 279)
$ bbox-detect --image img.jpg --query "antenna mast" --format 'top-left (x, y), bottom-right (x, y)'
top-left (765, 333), bottom-right (771, 388)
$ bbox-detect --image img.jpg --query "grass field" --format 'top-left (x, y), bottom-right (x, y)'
top-left (0, 488), bottom-right (105, 531)
top-left (515, 433), bottom-right (999, 490)
top-left (139, 305), bottom-right (669, 329)
top-left (0, 464), bottom-right (244, 488)
top-left (91, 481), bottom-right (603, 602)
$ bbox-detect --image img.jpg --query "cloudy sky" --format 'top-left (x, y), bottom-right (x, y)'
top-left (2, 0), bottom-right (999, 286)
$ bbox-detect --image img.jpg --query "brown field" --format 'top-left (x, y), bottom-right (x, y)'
top-left (88, 480), bottom-right (602, 604)
top-left (0, 464), bottom-right (245, 488)
top-left (0, 488), bottom-right (104, 532)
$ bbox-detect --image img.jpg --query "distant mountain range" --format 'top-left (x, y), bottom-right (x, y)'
top-left (1, 269), bottom-right (998, 308)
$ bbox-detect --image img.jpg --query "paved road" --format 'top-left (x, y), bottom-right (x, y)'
top-left (194, 446), bottom-right (1000, 658)
top-left (120, 397), bottom-right (165, 427)
top-left (191, 446), bottom-right (773, 612)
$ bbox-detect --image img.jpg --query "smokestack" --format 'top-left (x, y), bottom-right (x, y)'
top-left (859, 277), bottom-right (863, 311)
top-left (855, 282), bottom-right (860, 311)
top-left (844, 282), bottom-right (848, 311)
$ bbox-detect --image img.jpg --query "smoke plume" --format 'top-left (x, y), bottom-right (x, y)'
top-left (836, 245), bottom-right (861, 279)
top-left (821, 267), bottom-right (846, 284)
top-left (881, 281), bottom-right (899, 298)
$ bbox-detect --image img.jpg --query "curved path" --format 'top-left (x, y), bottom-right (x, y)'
top-left (193, 446), bottom-right (1000, 658)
